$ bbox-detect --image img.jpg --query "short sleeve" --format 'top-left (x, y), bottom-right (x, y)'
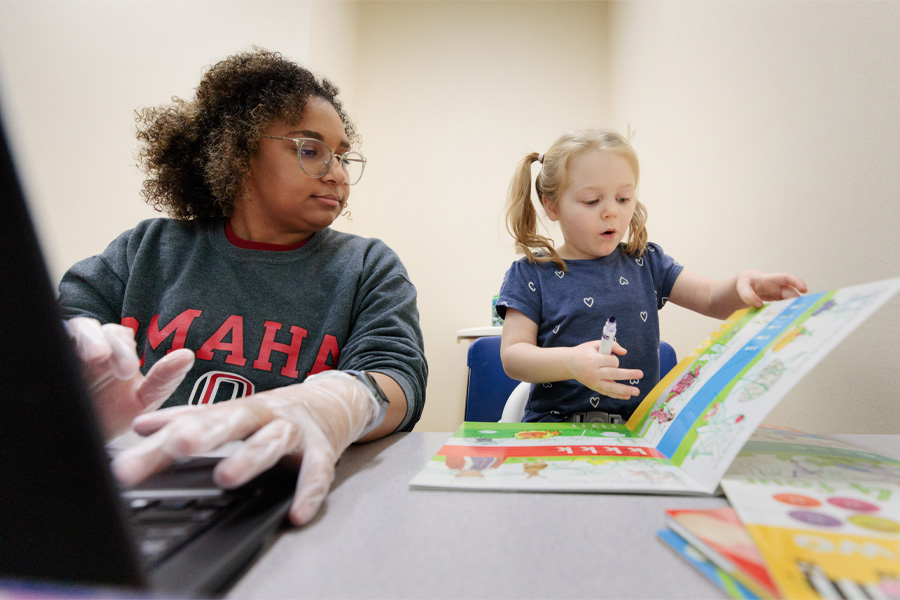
top-left (496, 259), bottom-right (543, 325)
top-left (645, 242), bottom-right (683, 310)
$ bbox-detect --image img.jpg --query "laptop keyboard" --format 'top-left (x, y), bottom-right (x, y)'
top-left (128, 493), bottom-right (239, 566)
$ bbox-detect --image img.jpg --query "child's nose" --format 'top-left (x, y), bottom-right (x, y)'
top-left (600, 199), bottom-right (617, 217)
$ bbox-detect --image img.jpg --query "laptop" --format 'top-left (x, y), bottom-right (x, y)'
top-left (0, 107), bottom-right (294, 597)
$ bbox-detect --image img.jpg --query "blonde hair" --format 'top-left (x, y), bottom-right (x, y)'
top-left (505, 129), bottom-right (648, 271)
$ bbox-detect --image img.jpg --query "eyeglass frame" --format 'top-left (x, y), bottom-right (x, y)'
top-left (261, 135), bottom-right (367, 185)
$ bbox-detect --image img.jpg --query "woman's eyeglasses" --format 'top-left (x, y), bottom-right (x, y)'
top-left (262, 136), bottom-right (367, 185)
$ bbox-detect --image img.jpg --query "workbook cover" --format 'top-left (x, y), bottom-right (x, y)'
top-left (720, 427), bottom-right (900, 600)
top-left (409, 277), bottom-right (900, 493)
top-left (664, 506), bottom-right (778, 599)
top-left (658, 528), bottom-right (760, 600)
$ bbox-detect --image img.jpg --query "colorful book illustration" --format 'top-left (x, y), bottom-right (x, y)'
top-left (658, 528), bottom-right (760, 600)
top-left (721, 426), bottom-right (900, 600)
top-left (410, 277), bottom-right (900, 493)
top-left (665, 506), bottom-right (778, 599)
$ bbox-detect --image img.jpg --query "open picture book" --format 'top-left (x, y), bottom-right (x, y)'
top-left (410, 277), bottom-right (900, 493)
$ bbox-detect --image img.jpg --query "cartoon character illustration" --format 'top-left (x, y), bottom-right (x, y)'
top-left (646, 362), bottom-right (705, 426)
top-left (772, 326), bottom-right (809, 352)
top-left (665, 364), bottom-right (704, 404)
top-left (689, 404), bottom-right (746, 463)
top-left (737, 358), bottom-right (786, 403)
top-left (811, 298), bottom-right (836, 316)
top-left (464, 436), bottom-right (497, 446)
top-left (522, 459), bottom-right (548, 478)
top-left (444, 453), bottom-right (506, 478)
top-left (514, 430), bottom-right (560, 440)
top-left (649, 406), bottom-right (675, 424)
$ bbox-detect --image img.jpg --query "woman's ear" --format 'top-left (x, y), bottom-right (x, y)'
top-left (542, 196), bottom-right (559, 221)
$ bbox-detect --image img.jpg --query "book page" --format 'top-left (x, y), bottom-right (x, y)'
top-left (409, 422), bottom-right (708, 493)
top-left (648, 277), bottom-right (900, 491)
top-left (722, 426), bottom-right (900, 599)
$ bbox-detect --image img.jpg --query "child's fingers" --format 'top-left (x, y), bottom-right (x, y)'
top-left (737, 277), bottom-right (765, 307)
top-left (596, 381), bottom-right (640, 399)
top-left (608, 368), bottom-right (642, 382)
top-left (591, 368), bottom-right (643, 398)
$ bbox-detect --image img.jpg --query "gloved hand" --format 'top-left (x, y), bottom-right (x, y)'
top-left (112, 370), bottom-right (380, 526)
top-left (65, 317), bottom-right (195, 438)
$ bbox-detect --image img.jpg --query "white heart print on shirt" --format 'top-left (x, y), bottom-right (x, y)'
top-left (640, 311), bottom-right (648, 322)
top-left (528, 281), bottom-right (536, 292)
top-left (590, 397), bottom-right (600, 408)
top-left (635, 257), bottom-right (644, 267)
top-left (619, 277), bottom-right (629, 285)
top-left (555, 271), bottom-right (565, 278)
top-left (584, 298), bottom-right (594, 308)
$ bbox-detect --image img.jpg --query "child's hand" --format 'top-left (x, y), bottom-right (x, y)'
top-left (737, 270), bottom-right (808, 308)
top-left (569, 341), bottom-right (643, 400)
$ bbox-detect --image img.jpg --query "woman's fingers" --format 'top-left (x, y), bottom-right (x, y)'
top-left (113, 401), bottom-right (273, 486)
top-left (135, 348), bottom-right (195, 412)
top-left (214, 419), bottom-right (303, 488)
top-left (287, 440), bottom-right (337, 526)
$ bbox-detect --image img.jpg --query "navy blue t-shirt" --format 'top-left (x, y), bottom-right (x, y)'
top-left (496, 242), bottom-right (683, 422)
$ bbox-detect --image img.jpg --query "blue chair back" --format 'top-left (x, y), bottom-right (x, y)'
top-left (464, 336), bottom-right (679, 423)
top-left (659, 341), bottom-right (677, 380)
top-left (464, 336), bottom-right (519, 422)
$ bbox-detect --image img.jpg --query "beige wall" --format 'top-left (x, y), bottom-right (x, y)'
top-left (1, 1), bottom-right (897, 435)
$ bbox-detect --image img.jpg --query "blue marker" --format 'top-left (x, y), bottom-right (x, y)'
top-left (599, 316), bottom-right (616, 354)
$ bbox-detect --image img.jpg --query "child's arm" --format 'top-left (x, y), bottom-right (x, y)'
top-left (669, 269), bottom-right (808, 319)
top-left (499, 308), bottom-right (644, 400)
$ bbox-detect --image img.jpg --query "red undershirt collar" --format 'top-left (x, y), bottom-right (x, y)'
top-left (224, 221), bottom-right (311, 251)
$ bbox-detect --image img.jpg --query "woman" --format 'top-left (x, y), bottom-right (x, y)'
top-left (59, 48), bottom-right (427, 525)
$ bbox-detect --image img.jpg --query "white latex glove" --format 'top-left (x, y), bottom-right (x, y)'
top-left (112, 370), bottom-right (379, 526)
top-left (65, 316), bottom-right (195, 438)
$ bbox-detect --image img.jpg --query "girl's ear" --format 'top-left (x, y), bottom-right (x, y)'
top-left (542, 196), bottom-right (559, 221)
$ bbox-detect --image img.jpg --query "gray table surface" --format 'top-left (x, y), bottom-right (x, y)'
top-left (227, 432), bottom-right (900, 599)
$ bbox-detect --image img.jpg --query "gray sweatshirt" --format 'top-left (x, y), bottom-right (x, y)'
top-left (59, 219), bottom-right (427, 431)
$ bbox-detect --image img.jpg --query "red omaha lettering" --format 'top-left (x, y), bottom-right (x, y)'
top-left (197, 315), bottom-right (247, 366)
top-left (147, 309), bottom-right (203, 353)
top-left (253, 321), bottom-right (307, 378)
top-left (120, 317), bottom-right (143, 366)
top-left (307, 334), bottom-right (340, 376)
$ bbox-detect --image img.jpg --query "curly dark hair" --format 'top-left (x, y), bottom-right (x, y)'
top-left (135, 48), bottom-right (358, 220)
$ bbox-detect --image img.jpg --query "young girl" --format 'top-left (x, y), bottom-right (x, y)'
top-left (497, 129), bottom-right (806, 424)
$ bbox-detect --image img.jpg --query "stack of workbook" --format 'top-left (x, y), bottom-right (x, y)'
top-left (662, 426), bottom-right (900, 599)
top-left (410, 277), bottom-right (900, 598)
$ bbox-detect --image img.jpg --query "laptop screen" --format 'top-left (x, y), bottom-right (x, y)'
top-left (0, 105), bottom-right (147, 589)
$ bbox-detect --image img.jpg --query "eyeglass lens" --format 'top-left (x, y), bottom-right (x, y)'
top-left (297, 139), bottom-right (365, 185)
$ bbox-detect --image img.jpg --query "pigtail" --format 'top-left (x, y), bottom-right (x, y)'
top-left (505, 152), bottom-right (567, 271)
top-left (623, 199), bottom-right (649, 258)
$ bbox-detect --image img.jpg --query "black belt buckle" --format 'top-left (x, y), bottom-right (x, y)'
top-left (571, 411), bottom-right (624, 424)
